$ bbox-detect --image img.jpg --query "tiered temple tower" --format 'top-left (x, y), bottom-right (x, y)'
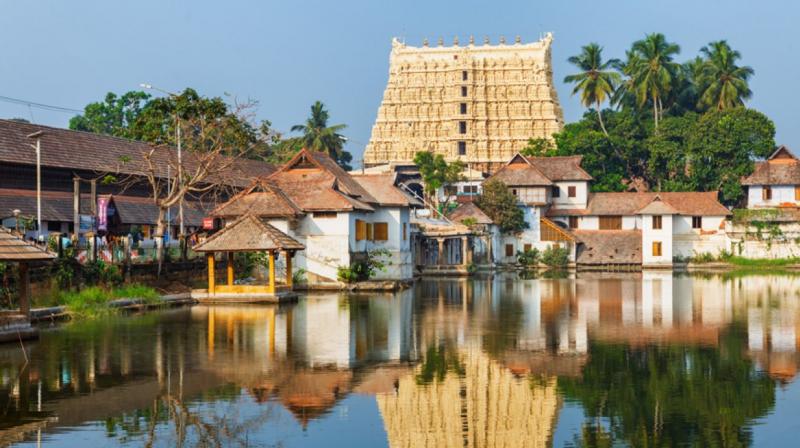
top-left (363, 33), bottom-right (564, 173)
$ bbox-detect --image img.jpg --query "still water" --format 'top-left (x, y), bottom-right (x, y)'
top-left (1, 273), bottom-right (799, 447)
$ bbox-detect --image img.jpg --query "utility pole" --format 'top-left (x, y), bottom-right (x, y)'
top-left (26, 131), bottom-right (44, 241)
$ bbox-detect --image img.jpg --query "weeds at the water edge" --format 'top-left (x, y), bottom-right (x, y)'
top-left (61, 284), bottom-right (160, 319)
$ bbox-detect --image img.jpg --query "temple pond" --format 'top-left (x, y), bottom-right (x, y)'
top-left (1, 272), bottom-right (799, 447)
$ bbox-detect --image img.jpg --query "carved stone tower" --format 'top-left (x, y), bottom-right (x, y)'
top-left (363, 33), bottom-right (564, 173)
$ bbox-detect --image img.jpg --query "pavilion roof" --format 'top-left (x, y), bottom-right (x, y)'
top-left (193, 214), bottom-right (304, 252)
top-left (0, 227), bottom-right (56, 261)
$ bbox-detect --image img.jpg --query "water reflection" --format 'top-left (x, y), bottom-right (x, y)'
top-left (0, 273), bottom-right (797, 447)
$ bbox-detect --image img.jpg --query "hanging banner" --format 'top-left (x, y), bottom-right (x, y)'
top-left (79, 215), bottom-right (94, 234)
top-left (97, 197), bottom-right (109, 231)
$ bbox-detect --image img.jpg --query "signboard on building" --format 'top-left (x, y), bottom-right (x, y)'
top-left (97, 197), bottom-right (109, 231)
top-left (79, 215), bottom-right (94, 234)
top-left (203, 217), bottom-right (214, 230)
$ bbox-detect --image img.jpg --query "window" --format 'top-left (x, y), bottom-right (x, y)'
top-left (512, 189), bottom-right (517, 196)
top-left (47, 221), bottom-right (61, 232)
top-left (599, 216), bottom-right (622, 230)
top-left (569, 216), bottom-right (579, 229)
top-left (692, 216), bottom-right (702, 229)
top-left (458, 141), bottom-right (466, 155)
top-left (366, 222), bottom-right (374, 240)
top-left (505, 244), bottom-right (514, 257)
top-left (652, 215), bottom-right (662, 230)
top-left (313, 211), bottom-right (337, 218)
top-left (796, 186), bottom-right (800, 201)
top-left (763, 186), bottom-right (772, 201)
top-left (374, 222), bottom-right (388, 241)
top-left (552, 186), bottom-right (560, 198)
top-left (459, 121), bottom-right (467, 134)
top-left (444, 185), bottom-right (457, 196)
top-left (355, 219), bottom-right (367, 241)
top-left (402, 223), bottom-right (407, 241)
top-left (462, 185), bottom-right (479, 194)
top-left (652, 241), bottom-right (662, 257)
top-left (523, 243), bottom-right (532, 252)
top-left (461, 86), bottom-right (468, 97)
top-left (462, 70), bottom-right (468, 81)
top-left (460, 103), bottom-right (467, 114)
top-left (568, 186), bottom-right (577, 198)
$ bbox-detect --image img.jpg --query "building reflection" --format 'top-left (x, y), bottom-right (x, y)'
top-left (0, 273), bottom-right (797, 445)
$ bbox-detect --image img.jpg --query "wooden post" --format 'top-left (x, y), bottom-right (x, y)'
top-left (437, 238), bottom-right (445, 265)
top-left (268, 251), bottom-right (276, 293)
top-left (226, 252), bottom-right (234, 286)
top-left (285, 251), bottom-right (293, 288)
top-left (18, 262), bottom-right (30, 318)
top-left (207, 253), bottom-right (216, 294)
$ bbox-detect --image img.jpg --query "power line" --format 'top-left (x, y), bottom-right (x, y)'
top-left (0, 94), bottom-right (82, 114)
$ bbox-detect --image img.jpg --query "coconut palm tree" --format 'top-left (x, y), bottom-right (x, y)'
top-left (564, 43), bottom-right (621, 136)
top-left (627, 33), bottom-right (681, 130)
top-left (291, 101), bottom-right (349, 167)
top-left (698, 40), bottom-right (754, 111)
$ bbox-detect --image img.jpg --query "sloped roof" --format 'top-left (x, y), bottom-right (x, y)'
top-left (489, 154), bottom-right (552, 186)
top-left (575, 230), bottom-right (641, 265)
top-left (350, 173), bottom-right (421, 207)
top-left (448, 202), bottom-right (493, 225)
top-left (742, 146), bottom-right (800, 186)
top-left (211, 180), bottom-right (303, 218)
top-left (112, 195), bottom-right (208, 226)
top-left (0, 119), bottom-right (275, 188)
top-left (527, 155), bottom-right (593, 181)
top-left (549, 192), bottom-right (730, 216)
top-left (0, 227), bottom-right (55, 261)
top-left (635, 195), bottom-right (680, 215)
top-left (193, 214), bottom-right (304, 252)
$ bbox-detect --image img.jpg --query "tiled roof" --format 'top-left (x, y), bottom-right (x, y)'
top-left (0, 119), bottom-right (275, 188)
top-left (549, 192), bottom-right (729, 216)
top-left (211, 180), bottom-right (303, 218)
top-left (527, 155), bottom-right (593, 181)
top-left (635, 195), bottom-right (680, 215)
top-left (489, 154), bottom-right (552, 186)
top-left (448, 202), bottom-right (493, 225)
top-left (742, 147), bottom-right (800, 186)
top-left (350, 173), bottom-right (421, 207)
top-left (0, 227), bottom-right (55, 261)
top-left (193, 214), bottom-right (304, 252)
top-left (575, 230), bottom-right (642, 265)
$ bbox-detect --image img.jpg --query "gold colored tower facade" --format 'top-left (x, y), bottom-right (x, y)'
top-left (364, 34), bottom-right (564, 172)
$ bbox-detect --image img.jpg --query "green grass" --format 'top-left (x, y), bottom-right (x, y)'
top-left (724, 256), bottom-right (800, 268)
top-left (59, 284), bottom-right (161, 319)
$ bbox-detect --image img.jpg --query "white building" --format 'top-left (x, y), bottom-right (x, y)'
top-left (211, 149), bottom-right (418, 284)
top-left (742, 146), bottom-right (800, 208)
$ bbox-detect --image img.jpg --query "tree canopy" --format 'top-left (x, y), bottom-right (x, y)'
top-left (413, 151), bottom-right (465, 206)
top-left (290, 101), bottom-right (352, 170)
top-left (474, 179), bottom-right (527, 232)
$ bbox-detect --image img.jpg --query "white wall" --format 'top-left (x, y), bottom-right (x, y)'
top-left (642, 214), bottom-right (673, 266)
top-left (748, 185), bottom-right (798, 209)
top-left (358, 207), bottom-right (414, 280)
top-left (551, 181), bottom-right (588, 209)
top-left (672, 215), bottom-right (730, 258)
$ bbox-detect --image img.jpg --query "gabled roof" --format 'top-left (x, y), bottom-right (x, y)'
top-left (635, 195), bottom-right (680, 215)
top-left (0, 227), bottom-right (56, 261)
top-left (742, 146), bottom-right (800, 186)
top-left (548, 192), bottom-right (730, 217)
top-left (211, 179), bottom-right (303, 218)
top-left (488, 154), bottom-right (552, 186)
top-left (350, 173), bottom-right (421, 207)
top-left (527, 155), bottom-right (593, 181)
top-left (193, 214), bottom-right (304, 252)
top-left (448, 202), bottom-right (493, 225)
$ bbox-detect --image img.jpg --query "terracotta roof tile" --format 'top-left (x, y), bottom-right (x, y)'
top-left (635, 195), bottom-right (681, 215)
top-left (448, 202), bottom-right (493, 225)
top-left (526, 155), bottom-right (593, 181)
top-left (489, 155), bottom-right (552, 186)
top-left (193, 214), bottom-right (304, 252)
top-left (0, 227), bottom-right (55, 261)
top-left (211, 180), bottom-right (303, 218)
top-left (550, 192), bottom-right (729, 216)
top-left (350, 173), bottom-right (421, 207)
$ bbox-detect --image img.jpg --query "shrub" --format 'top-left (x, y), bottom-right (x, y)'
top-left (292, 267), bottom-right (308, 285)
top-left (541, 246), bottom-right (570, 268)
top-left (82, 260), bottom-right (122, 287)
top-left (516, 248), bottom-right (540, 267)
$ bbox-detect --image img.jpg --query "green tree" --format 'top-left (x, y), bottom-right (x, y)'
top-left (686, 107), bottom-right (775, 203)
top-left (624, 33), bottom-right (681, 129)
top-left (698, 40), bottom-right (754, 111)
top-left (413, 151), bottom-right (465, 207)
top-left (290, 101), bottom-right (352, 170)
top-left (564, 43), bottom-right (621, 136)
top-left (474, 179), bottom-right (527, 232)
top-left (69, 91), bottom-right (151, 138)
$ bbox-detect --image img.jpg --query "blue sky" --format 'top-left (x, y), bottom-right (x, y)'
top-left (0, 0), bottom-right (795, 164)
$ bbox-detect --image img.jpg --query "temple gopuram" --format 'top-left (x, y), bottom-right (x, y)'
top-left (364, 33), bottom-right (564, 173)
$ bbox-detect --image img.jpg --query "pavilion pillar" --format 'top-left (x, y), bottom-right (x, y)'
top-left (268, 251), bottom-right (276, 293)
top-left (207, 253), bottom-right (215, 294)
top-left (461, 236), bottom-right (471, 265)
top-left (437, 238), bottom-right (445, 265)
top-left (285, 251), bottom-right (293, 288)
top-left (226, 252), bottom-right (234, 286)
top-left (18, 262), bottom-right (30, 318)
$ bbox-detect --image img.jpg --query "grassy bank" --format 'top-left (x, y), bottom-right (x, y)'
top-left (59, 284), bottom-right (161, 319)
top-left (724, 256), bottom-right (800, 268)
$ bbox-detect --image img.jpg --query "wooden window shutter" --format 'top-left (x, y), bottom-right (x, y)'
top-left (356, 220), bottom-right (366, 241)
top-left (652, 241), bottom-right (662, 257)
top-left (505, 244), bottom-right (514, 257)
top-left (795, 186), bottom-right (800, 201)
top-left (402, 223), bottom-right (407, 240)
top-left (374, 222), bottom-right (388, 241)
top-left (366, 223), bottom-right (374, 241)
